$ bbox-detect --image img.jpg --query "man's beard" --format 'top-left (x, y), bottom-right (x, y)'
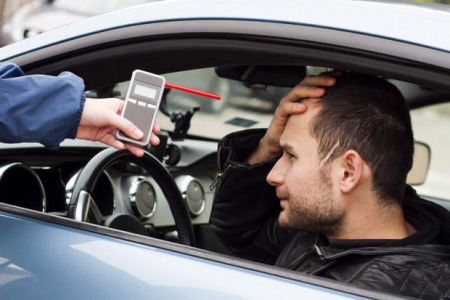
top-left (278, 167), bottom-right (345, 236)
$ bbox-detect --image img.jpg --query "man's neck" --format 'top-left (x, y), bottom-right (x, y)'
top-left (325, 201), bottom-right (417, 240)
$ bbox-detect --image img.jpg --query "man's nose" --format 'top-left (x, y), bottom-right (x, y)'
top-left (267, 158), bottom-right (287, 187)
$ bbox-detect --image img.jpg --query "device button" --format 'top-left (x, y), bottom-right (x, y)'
top-left (138, 101), bottom-right (147, 107)
top-left (129, 99), bottom-right (137, 104)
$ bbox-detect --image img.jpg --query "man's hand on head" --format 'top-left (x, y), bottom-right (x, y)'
top-left (76, 97), bottom-right (161, 157)
top-left (246, 75), bottom-right (336, 165)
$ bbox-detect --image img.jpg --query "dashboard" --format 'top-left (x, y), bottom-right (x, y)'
top-left (0, 136), bottom-right (219, 235)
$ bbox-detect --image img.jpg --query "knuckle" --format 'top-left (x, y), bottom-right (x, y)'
top-left (299, 75), bottom-right (316, 84)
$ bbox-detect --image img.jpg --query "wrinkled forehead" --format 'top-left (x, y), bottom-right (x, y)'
top-left (286, 99), bottom-right (322, 131)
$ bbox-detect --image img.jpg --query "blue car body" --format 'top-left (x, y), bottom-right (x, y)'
top-left (0, 209), bottom-right (370, 299)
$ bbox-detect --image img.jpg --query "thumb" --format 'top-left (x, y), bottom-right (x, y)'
top-left (109, 113), bottom-right (143, 140)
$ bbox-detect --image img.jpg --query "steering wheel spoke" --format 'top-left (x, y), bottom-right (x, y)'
top-left (87, 196), bottom-right (105, 225)
top-left (74, 190), bottom-right (105, 225)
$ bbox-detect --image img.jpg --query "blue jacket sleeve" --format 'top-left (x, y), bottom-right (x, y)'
top-left (0, 62), bottom-right (86, 150)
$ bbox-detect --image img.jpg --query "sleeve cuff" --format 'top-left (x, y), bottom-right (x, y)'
top-left (67, 94), bottom-right (86, 140)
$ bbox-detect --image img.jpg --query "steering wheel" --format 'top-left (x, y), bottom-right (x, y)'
top-left (67, 148), bottom-right (195, 247)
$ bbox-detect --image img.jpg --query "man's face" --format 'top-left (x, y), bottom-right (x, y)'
top-left (266, 100), bottom-right (345, 235)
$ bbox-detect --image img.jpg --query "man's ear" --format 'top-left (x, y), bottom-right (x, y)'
top-left (338, 150), bottom-right (364, 194)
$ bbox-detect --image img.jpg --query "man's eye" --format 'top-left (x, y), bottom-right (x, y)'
top-left (286, 152), bottom-right (295, 160)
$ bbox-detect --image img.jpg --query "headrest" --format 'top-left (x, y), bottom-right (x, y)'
top-left (406, 141), bottom-right (430, 185)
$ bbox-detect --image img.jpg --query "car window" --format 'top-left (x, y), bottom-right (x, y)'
top-left (98, 67), bottom-right (450, 204)
top-left (160, 68), bottom-right (450, 203)
top-left (411, 102), bottom-right (450, 202)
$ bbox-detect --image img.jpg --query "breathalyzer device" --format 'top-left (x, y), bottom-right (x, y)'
top-left (116, 70), bottom-right (165, 146)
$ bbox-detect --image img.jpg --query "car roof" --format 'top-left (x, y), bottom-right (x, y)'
top-left (1, 0), bottom-right (450, 61)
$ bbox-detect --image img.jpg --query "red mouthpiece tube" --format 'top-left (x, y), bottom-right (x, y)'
top-left (165, 82), bottom-right (221, 100)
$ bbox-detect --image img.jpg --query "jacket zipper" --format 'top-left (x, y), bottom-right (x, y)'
top-left (308, 243), bottom-right (336, 275)
top-left (210, 145), bottom-right (232, 191)
top-left (310, 259), bottom-right (336, 276)
top-left (286, 235), bottom-right (320, 270)
top-left (210, 165), bottom-right (231, 191)
top-left (314, 244), bottom-right (327, 261)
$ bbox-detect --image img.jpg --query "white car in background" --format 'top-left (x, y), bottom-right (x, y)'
top-left (0, 0), bottom-right (155, 46)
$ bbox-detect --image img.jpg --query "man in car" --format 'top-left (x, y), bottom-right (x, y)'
top-left (211, 72), bottom-right (450, 298)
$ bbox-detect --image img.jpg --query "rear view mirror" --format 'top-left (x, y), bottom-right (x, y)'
top-left (215, 65), bottom-right (307, 87)
top-left (406, 141), bottom-right (430, 185)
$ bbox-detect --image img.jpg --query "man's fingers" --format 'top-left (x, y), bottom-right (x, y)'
top-left (281, 86), bottom-right (325, 107)
top-left (109, 113), bottom-right (143, 140)
top-left (96, 130), bottom-right (145, 157)
top-left (319, 70), bottom-right (343, 77)
top-left (153, 122), bottom-right (161, 134)
top-left (270, 74), bottom-right (338, 127)
top-left (299, 75), bottom-right (336, 87)
top-left (110, 140), bottom-right (126, 150)
top-left (277, 101), bottom-right (307, 118)
top-left (150, 133), bottom-right (160, 146)
top-left (124, 144), bottom-right (144, 157)
top-left (279, 75), bottom-right (336, 105)
top-left (291, 102), bottom-right (307, 113)
top-left (98, 133), bottom-right (125, 150)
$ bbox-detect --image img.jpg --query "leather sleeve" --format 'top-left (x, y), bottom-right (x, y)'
top-left (211, 129), bottom-right (293, 264)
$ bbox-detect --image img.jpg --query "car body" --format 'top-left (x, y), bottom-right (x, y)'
top-left (0, 0), bottom-right (449, 299)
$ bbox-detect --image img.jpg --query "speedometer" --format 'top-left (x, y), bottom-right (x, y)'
top-left (129, 177), bottom-right (157, 218)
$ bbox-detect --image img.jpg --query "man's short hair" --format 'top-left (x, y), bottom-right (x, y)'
top-left (310, 72), bottom-right (414, 205)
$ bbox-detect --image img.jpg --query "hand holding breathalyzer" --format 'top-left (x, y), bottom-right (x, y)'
top-left (79, 70), bottom-right (219, 157)
top-left (76, 97), bottom-right (160, 157)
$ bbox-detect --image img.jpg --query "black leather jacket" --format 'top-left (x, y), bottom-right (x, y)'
top-left (211, 129), bottom-right (450, 299)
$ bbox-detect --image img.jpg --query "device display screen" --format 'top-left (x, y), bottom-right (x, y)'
top-left (134, 83), bottom-right (157, 99)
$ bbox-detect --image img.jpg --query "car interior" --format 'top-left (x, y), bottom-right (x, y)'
top-left (0, 27), bottom-right (449, 297)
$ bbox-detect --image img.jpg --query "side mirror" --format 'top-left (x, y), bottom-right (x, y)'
top-left (406, 141), bottom-right (430, 185)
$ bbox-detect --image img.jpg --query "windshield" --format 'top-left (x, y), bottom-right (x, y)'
top-left (160, 68), bottom-right (287, 140)
top-left (105, 67), bottom-right (289, 140)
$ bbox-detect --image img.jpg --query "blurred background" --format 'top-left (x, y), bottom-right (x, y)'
top-left (0, 0), bottom-right (157, 46)
top-left (0, 0), bottom-right (449, 47)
